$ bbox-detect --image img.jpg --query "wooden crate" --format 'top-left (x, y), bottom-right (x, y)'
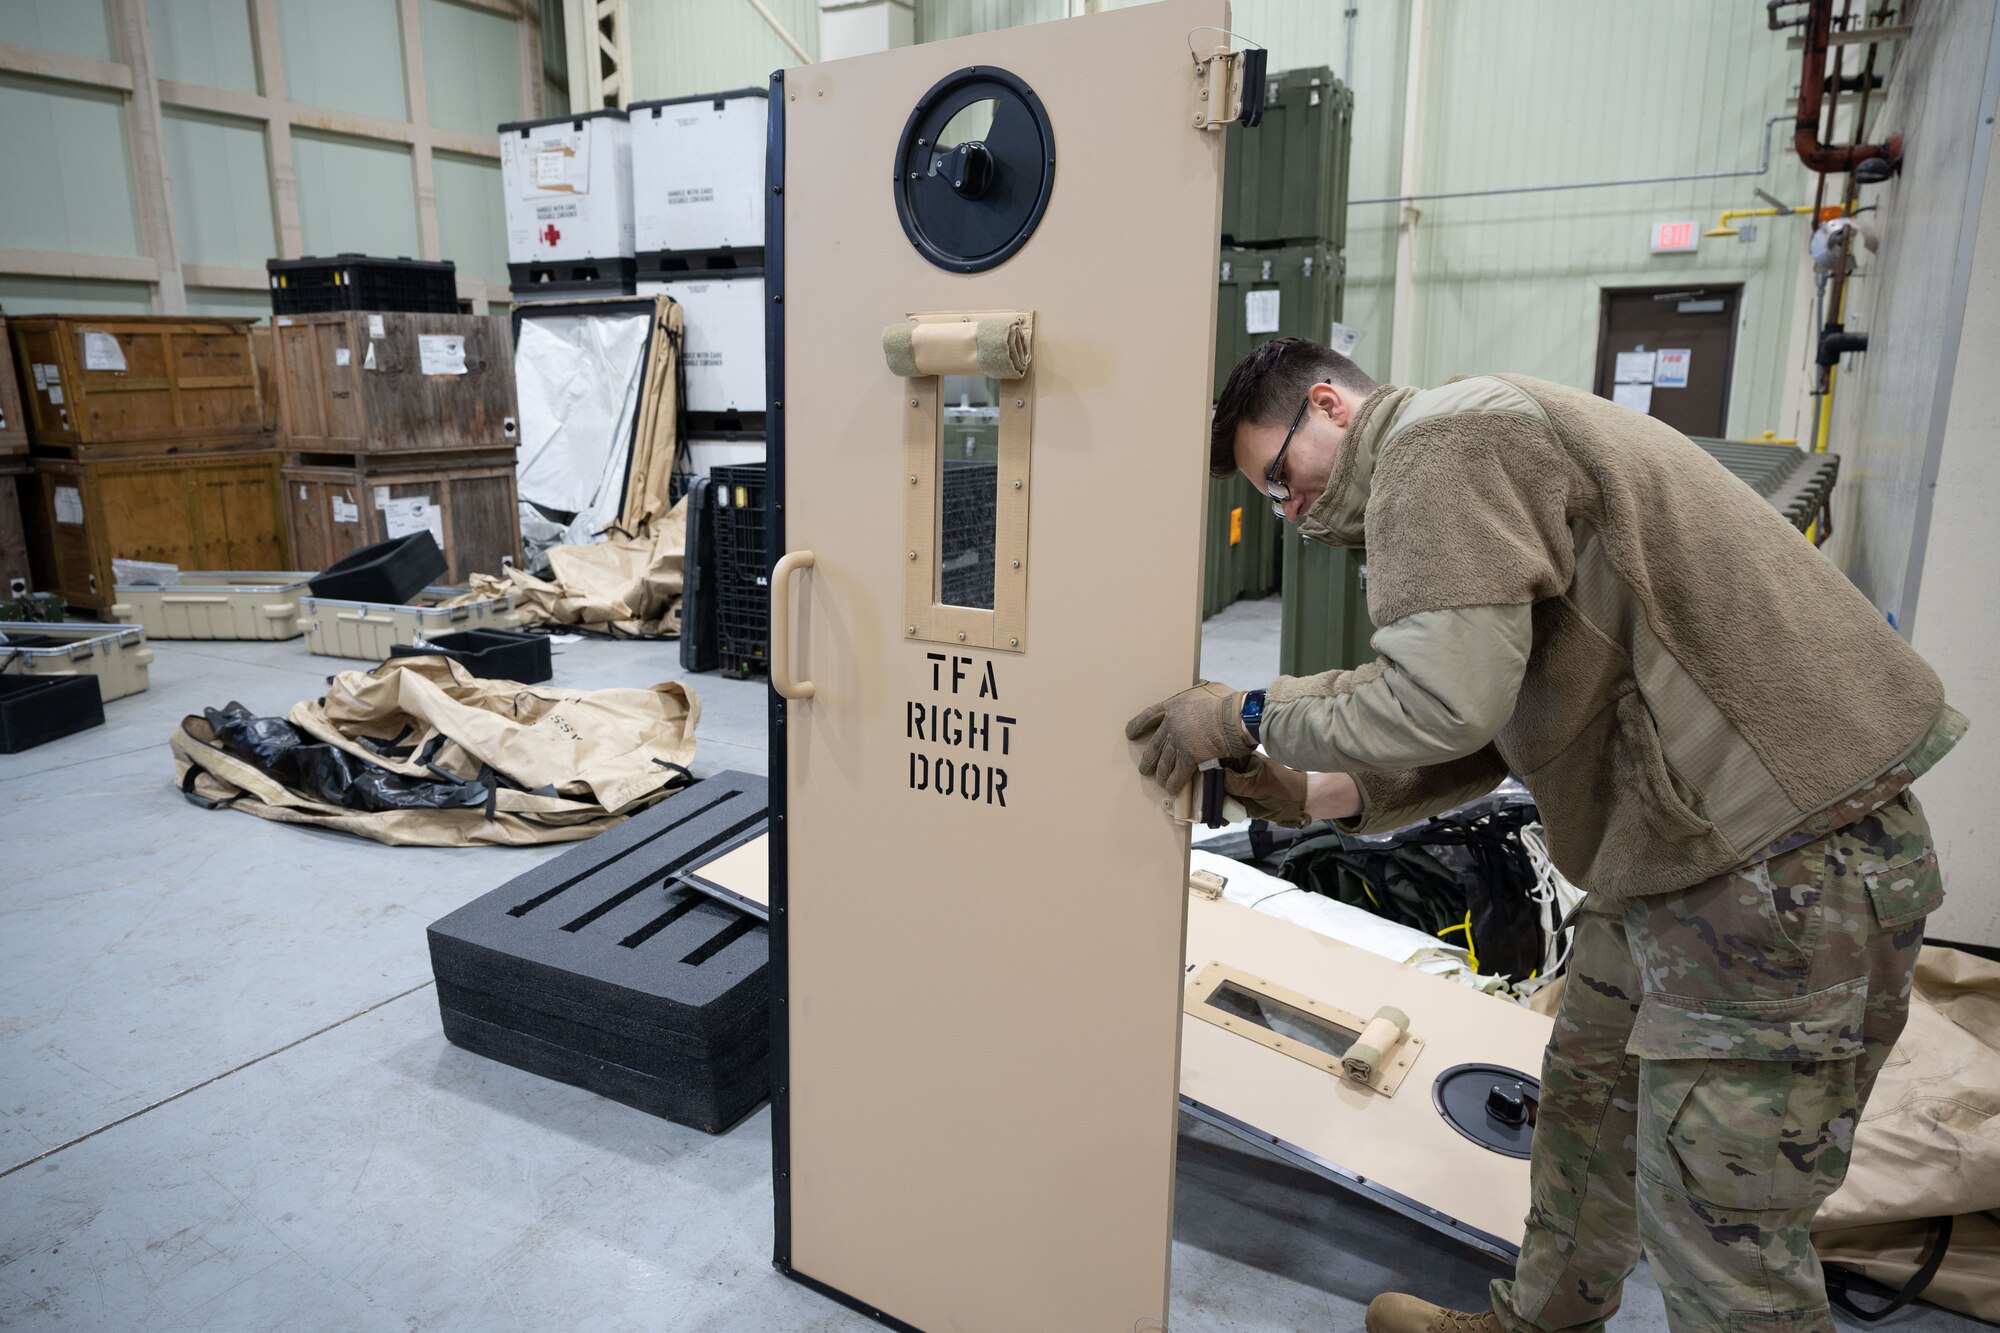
top-left (9, 315), bottom-right (264, 448)
top-left (0, 316), bottom-right (27, 457)
top-left (250, 324), bottom-right (281, 433)
top-left (24, 449), bottom-right (289, 610)
top-left (273, 312), bottom-right (518, 455)
top-left (284, 449), bottom-right (520, 586)
top-left (0, 464), bottom-right (29, 591)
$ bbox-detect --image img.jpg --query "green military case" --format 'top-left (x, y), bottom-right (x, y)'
top-left (1202, 474), bottom-right (1281, 618)
top-left (1204, 66), bottom-right (1358, 625)
top-left (1205, 243), bottom-right (1343, 619)
top-left (1278, 538), bottom-right (1373, 677)
top-left (1220, 68), bottom-right (1353, 250)
top-left (1213, 243), bottom-right (1345, 399)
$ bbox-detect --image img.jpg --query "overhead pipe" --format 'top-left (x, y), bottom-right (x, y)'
top-left (1793, 0), bottom-right (1901, 175)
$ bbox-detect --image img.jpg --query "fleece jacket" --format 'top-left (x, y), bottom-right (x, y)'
top-left (1259, 374), bottom-right (1961, 902)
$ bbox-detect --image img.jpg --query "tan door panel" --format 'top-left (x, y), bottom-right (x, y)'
top-left (1181, 894), bottom-right (1554, 1257)
top-left (771, 3), bottom-right (1229, 1329)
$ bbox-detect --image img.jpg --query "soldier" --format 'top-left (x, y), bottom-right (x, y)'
top-left (1126, 337), bottom-right (1964, 1332)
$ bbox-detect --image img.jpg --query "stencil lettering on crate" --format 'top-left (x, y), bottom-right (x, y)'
top-left (907, 652), bottom-right (1013, 807)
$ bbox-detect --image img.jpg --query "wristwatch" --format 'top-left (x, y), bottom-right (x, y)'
top-left (1239, 688), bottom-right (1268, 745)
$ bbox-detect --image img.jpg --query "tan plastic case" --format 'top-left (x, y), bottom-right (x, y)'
top-left (111, 571), bottom-right (315, 641)
top-left (298, 589), bottom-right (515, 659)
top-left (0, 620), bottom-right (154, 701)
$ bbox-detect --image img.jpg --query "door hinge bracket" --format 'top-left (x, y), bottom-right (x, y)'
top-left (1191, 46), bottom-right (1268, 132)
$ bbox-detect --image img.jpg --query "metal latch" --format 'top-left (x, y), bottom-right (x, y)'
top-left (1191, 44), bottom-right (1268, 132)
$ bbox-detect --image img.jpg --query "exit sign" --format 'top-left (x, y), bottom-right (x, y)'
top-left (1652, 221), bottom-right (1699, 254)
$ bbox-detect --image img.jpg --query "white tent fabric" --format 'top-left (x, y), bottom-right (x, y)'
top-left (1188, 848), bottom-right (1498, 994)
top-left (514, 310), bottom-right (652, 547)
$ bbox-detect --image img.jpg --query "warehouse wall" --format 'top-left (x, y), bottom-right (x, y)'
top-left (1819, 0), bottom-right (2000, 946)
top-left (0, 0), bottom-right (542, 317)
top-left (1823, 0), bottom-right (1997, 623)
top-left (626, 0), bottom-right (818, 100)
top-left (895, 0), bottom-right (1814, 436)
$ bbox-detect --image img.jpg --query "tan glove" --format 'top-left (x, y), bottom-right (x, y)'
top-left (1124, 680), bottom-right (1254, 794)
top-left (1221, 755), bottom-right (1310, 827)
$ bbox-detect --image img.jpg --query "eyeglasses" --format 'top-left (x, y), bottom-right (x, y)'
top-left (1264, 382), bottom-right (1328, 519)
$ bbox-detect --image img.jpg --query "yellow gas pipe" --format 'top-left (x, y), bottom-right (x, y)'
top-left (1704, 205), bottom-right (1816, 238)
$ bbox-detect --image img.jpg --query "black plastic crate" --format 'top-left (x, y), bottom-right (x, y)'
top-left (717, 584), bottom-right (769, 677)
top-left (680, 477), bottom-right (721, 674)
top-left (390, 628), bottom-right (552, 683)
top-left (709, 463), bottom-right (768, 588)
top-left (308, 532), bottom-right (447, 604)
top-left (940, 461), bottom-right (997, 611)
top-left (268, 254), bottom-right (459, 315)
top-left (0, 673), bottom-right (105, 753)
top-left (427, 776), bottom-right (771, 1133)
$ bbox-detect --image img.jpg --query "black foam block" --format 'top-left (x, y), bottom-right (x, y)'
top-left (427, 773), bottom-right (770, 1133)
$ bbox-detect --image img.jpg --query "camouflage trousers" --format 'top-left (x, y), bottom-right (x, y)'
top-left (1492, 789), bottom-right (1944, 1333)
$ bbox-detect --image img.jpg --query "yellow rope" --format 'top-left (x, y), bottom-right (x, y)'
top-left (1437, 912), bottom-right (1481, 974)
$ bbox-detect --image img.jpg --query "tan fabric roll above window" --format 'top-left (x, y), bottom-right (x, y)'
top-left (882, 313), bottom-right (1033, 380)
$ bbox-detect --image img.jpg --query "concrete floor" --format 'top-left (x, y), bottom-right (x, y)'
top-left (0, 597), bottom-right (1976, 1330)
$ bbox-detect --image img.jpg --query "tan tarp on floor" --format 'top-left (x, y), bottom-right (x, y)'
top-left (1816, 945), bottom-right (2000, 1321)
top-left (455, 499), bottom-right (687, 639)
top-left (170, 655), bottom-right (698, 846)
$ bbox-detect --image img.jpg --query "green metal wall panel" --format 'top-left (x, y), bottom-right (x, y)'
top-left (0, 0), bottom-right (115, 62)
top-left (433, 150), bottom-right (506, 285)
top-left (291, 129), bottom-right (419, 258)
top-left (0, 276), bottom-right (151, 315)
top-left (277, 0), bottom-right (407, 122)
top-left (0, 73), bottom-right (142, 258)
top-left (162, 108), bottom-right (275, 267)
top-left (149, 0), bottom-right (260, 94)
top-left (420, 0), bottom-right (522, 136)
top-left (184, 284), bottom-right (271, 318)
top-left (627, 0), bottom-right (817, 101)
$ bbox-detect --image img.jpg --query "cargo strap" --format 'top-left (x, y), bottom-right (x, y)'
top-left (180, 764), bottom-right (242, 811)
top-left (1826, 1215), bottom-right (1953, 1321)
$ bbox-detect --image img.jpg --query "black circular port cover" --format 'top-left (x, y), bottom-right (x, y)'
top-left (1432, 1062), bottom-right (1541, 1159)
top-left (893, 66), bottom-right (1055, 273)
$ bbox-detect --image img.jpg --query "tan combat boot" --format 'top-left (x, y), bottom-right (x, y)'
top-left (1364, 1292), bottom-right (1503, 1333)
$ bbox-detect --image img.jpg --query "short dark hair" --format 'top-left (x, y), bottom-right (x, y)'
top-left (1210, 337), bottom-right (1379, 477)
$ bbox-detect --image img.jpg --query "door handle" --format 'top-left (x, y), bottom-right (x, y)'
top-left (771, 549), bottom-right (817, 701)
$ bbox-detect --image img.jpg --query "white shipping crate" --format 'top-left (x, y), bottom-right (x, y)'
top-left (0, 621), bottom-right (153, 701)
top-left (300, 589), bottom-right (518, 661)
top-left (688, 436), bottom-right (766, 477)
top-left (112, 571), bottom-right (314, 641)
top-left (638, 275), bottom-right (766, 414)
top-left (630, 89), bottom-right (768, 255)
top-left (499, 111), bottom-right (635, 267)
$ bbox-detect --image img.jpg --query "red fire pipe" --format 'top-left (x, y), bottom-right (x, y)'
top-left (1795, 0), bottom-right (1903, 174)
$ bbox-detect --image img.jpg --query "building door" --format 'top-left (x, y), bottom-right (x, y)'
top-left (1593, 285), bottom-right (1741, 437)
top-left (767, 2), bottom-right (1227, 1329)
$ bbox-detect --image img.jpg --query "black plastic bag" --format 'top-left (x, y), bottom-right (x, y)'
top-left (200, 702), bottom-right (492, 814)
top-left (1276, 792), bottom-right (1548, 981)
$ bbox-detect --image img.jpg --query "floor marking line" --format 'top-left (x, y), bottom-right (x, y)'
top-left (0, 980), bottom-right (437, 1181)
